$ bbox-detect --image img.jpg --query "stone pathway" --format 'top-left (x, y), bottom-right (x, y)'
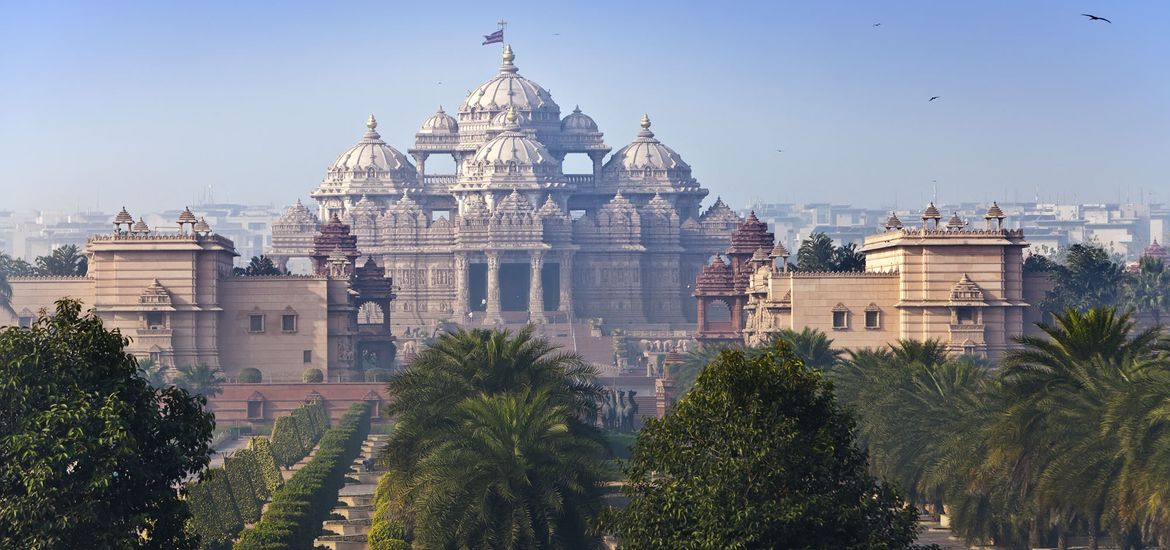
top-left (314, 433), bottom-right (389, 550)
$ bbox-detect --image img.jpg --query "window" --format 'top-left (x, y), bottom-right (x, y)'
top-left (247, 400), bottom-right (263, 420)
top-left (18, 316), bottom-right (33, 328)
top-left (249, 314), bottom-right (265, 333)
top-left (956, 307), bottom-right (978, 325)
top-left (865, 310), bottom-right (880, 329)
top-left (146, 312), bottom-right (166, 329)
top-left (303, 350), bottom-right (312, 364)
top-left (149, 351), bottom-right (161, 363)
top-left (832, 310), bottom-right (849, 330)
top-left (282, 314), bottom-right (297, 333)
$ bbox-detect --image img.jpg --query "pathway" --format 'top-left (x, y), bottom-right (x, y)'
top-left (314, 433), bottom-right (389, 550)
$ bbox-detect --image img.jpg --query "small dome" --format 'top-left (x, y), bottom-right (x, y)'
top-left (326, 115), bottom-right (417, 183)
top-left (946, 212), bottom-right (965, 230)
top-left (604, 114), bottom-right (690, 172)
top-left (418, 106), bottom-right (458, 135)
top-left (193, 217), bottom-right (212, 234)
top-left (561, 106), bottom-right (599, 133)
top-left (114, 206), bottom-right (134, 226)
top-left (490, 108), bottom-right (529, 129)
top-left (984, 201), bottom-right (1005, 219)
top-left (178, 207), bottom-right (198, 224)
top-left (885, 211), bottom-right (903, 230)
top-left (922, 202), bottom-right (941, 220)
top-left (131, 217), bottom-right (150, 234)
top-left (276, 199), bottom-right (320, 227)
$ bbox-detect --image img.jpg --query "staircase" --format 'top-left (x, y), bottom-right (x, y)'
top-left (314, 433), bottom-right (389, 549)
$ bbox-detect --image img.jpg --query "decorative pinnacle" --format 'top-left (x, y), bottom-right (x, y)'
top-left (506, 106), bottom-right (517, 124)
top-left (640, 113), bottom-right (651, 130)
top-left (366, 114), bottom-right (378, 130)
top-left (502, 44), bottom-right (514, 65)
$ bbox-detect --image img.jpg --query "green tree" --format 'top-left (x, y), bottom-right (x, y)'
top-left (1043, 243), bottom-right (1124, 313)
top-left (770, 327), bottom-right (843, 370)
top-left (379, 327), bottom-right (606, 545)
top-left (232, 255), bottom-right (285, 276)
top-left (0, 300), bottom-right (215, 549)
top-left (174, 363), bottom-right (225, 398)
top-left (411, 389), bottom-right (605, 549)
top-left (138, 358), bottom-right (170, 388)
top-left (613, 341), bottom-right (921, 549)
top-left (0, 271), bottom-right (12, 317)
top-left (832, 241), bottom-right (867, 272)
top-left (797, 232), bottom-right (836, 271)
top-left (33, 244), bottom-right (88, 276)
top-left (668, 342), bottom-right (734, 395)
top-left (1124, 257), bottom-right (1170, 325)
top-left (0, 252), bottom-right (35, 277)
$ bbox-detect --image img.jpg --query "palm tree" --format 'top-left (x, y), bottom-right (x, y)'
top-left (377, 327), bottom-right (606, 542)
top-left (137, 358), bottom-right (170, 388)
top-left (831, 242), bottom-right (866, 272)
top-left (173, 363), bottom-right (225, 397)
top-left (34, 244), bottom-right (87, 276)
top-left (0, 271), bottom-right (13, 318)
top-left (232, 255), bottom-right (284, 276)
top-left (770, 327), bottom-right (843, 370)
top-left (796, 233), bottom-right (836, 271)
top-left (888, 339), bottom-right (950, 368)
top-left (410, 389), bottom-right (605, 549)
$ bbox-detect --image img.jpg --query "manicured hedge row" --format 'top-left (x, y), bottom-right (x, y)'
top-left (270, 400), bottom-right (329, 468)
top-left (369, 470), bottom-right (410, 549)
top-left (249, 437), bottom-right (283, 494)
top-left (187, 468), bottom-right (243, 550)
top-left (234, 403), bottom-right (371, 550)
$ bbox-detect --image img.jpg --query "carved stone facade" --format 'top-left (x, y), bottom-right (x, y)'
top-left (704, 203), bottom-right (1051, 359)
top-left (1, 210), bottom-right (395, 382)
top-left (271, 45), bottom-right (737, 330)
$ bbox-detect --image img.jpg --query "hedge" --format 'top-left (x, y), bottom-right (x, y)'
top-left (188, 468), bottom-right (243, 549)
top-left (249, 437), bottom-right (283, 494)
top-left (234, 403), bottom-right (371, 550)
top-left (237, 368), bottom-right (263, 383)
top-left (270, 400), bottom-right (328, 468)
top-left (302, 368), bottom-right (324, 383)
top-left (224, 453), bottom-right (262, 524)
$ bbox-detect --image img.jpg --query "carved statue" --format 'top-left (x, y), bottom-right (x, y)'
top-left (601, 389), bottom-right (617, 430)
top-left (616, 391), bottom-right (629, 432)
top-left (625, 390), bottom-right (639, 432)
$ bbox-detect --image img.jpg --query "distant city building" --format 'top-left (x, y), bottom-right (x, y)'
top-left (271, 45), bottom-right (738, 330)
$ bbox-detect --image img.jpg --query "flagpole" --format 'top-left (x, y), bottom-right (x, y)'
top-left (498, 19), bottom-right (508, 51)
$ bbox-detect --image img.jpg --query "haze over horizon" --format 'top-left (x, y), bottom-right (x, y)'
top-left (2, 0), bottom-right (1168, 213)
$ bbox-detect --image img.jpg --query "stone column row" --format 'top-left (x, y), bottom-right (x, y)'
top-left (484, 251), bottom-right (502, 325)
top-left (452, 250), bottom-right (575, 326)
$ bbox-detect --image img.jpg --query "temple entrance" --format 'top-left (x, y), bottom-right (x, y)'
top-left (469, 263), bottom-right (487, 311)
top-left (499, 263), bottom-right (530, 311)
top-left (542, 263), bottom-right (560, 311)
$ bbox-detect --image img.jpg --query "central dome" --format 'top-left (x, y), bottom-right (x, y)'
top-left (460, 45), bottom-right (559, 117)
top-left (327, 115), bottom-right (416, 183)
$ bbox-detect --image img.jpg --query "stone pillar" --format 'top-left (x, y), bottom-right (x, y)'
top-left (529, 250), bottom-right (545, 324)
top-left (558, 250), bottom-right (574, 316)
top-left (412, 152), bottom-right (428, 177)
top-left (453, 252), bottom-right (469, 322)
top-left (589, 152), bottom-right (605, 180)
top-left (696, 299), bottom-right (707, 334)
top-left (485, 251), bottom-right (502, 325)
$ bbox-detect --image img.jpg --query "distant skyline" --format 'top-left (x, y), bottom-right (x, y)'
top-left (2, 1), bottom-right (1168, 212)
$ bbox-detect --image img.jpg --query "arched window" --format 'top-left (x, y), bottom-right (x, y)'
top-left (358, 302), bottom-right (385, 325)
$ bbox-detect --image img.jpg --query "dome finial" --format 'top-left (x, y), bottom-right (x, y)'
top-left (640, 113), bottom-right (651, 130)
top-left (506, 106), bottom-right (517, 124)
top-left (502, 44), bottom-right (515, 66)
top-left (367, 114), bottom-right (377, 130)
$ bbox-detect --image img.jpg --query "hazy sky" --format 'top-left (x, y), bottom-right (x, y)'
top-left (2, 1), bottom-right (1168, 213)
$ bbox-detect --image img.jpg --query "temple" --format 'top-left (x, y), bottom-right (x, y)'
top-left (698, 203), bottom-right (1052, 359)
top-left (270, 45), bottom-right (738, 330)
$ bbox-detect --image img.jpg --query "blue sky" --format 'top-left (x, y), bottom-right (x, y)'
top-left (1, 0), bottom-right (1167, 212)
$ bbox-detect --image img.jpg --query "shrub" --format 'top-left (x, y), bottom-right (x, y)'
top-left (237, 368), bottom-right (263, 383)
top-left (187, 468), bottom-right (242, 549)
top-left (224, 452), bottom-right (263, 523)
top-left (302, 368), bottom-right (324, 383)
top-left (235, 403), bottom-right (371, 550)
top-left (368, 520), bottom-right (409, 550)
top-left (364, 368), bottom-right (390, 382)
top-left (269, 400), bottom-right (327, 468)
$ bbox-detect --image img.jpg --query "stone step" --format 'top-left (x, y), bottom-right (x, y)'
top-left (333, 504), bottom-right (372, 520)
top-left (322, 518), bottom-right (371, 536)
top-left (338, 494), bottom-right (374, 507)
top-left (313, 537), bottom-right (367, 550)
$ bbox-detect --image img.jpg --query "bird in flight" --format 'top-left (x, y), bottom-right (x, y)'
top-left (1082, 13), bottom-right (1112, 23)
top-left (873, 22), bottom-right (881, 27)
top-left (929, 96), bottom-right (941, 102)
top-left (553, 32), bottom-right (561, 35)
top-left (775, 148), bottom-right (783, 153)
